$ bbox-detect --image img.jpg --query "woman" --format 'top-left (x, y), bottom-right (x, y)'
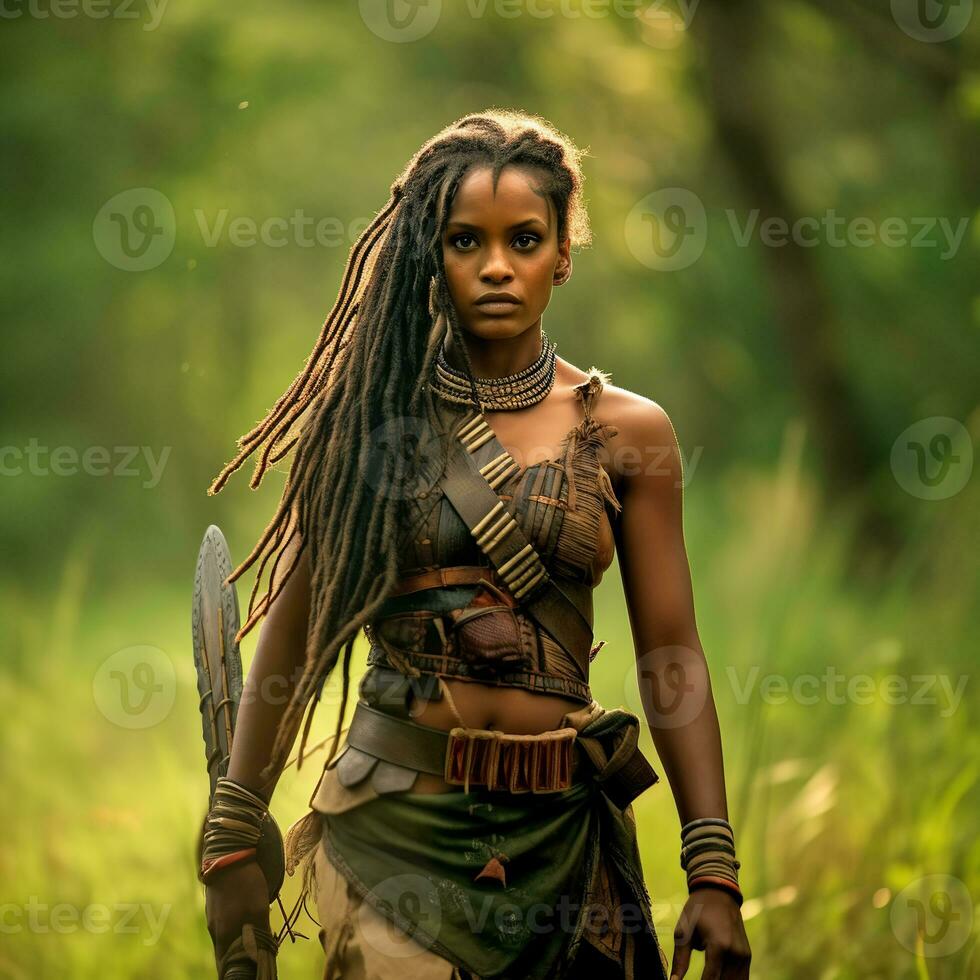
top-left (201, 109), bottom-right (751, 980)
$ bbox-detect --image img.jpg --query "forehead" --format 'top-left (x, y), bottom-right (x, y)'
top-left (448, 164), bottom-right (553, 227)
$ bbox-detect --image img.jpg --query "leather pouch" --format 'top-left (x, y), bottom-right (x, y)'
top-left (448, 604), bottom-right (532, 676)
top-left (374, 610), bottom-right (433, 655)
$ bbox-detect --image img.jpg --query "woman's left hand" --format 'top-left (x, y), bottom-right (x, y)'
top-left (669, 887), bottom-right (751, 979)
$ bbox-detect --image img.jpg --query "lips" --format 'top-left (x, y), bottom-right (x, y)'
top-left (475, 292), bottom-right (521, 314)
top-left (475, 292), bottom-right (521, 306)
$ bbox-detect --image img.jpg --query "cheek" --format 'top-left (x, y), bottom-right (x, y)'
top-left (441, 254), bottom-right (467, 295)
top-left (523, 251), bottom-right (558, 293)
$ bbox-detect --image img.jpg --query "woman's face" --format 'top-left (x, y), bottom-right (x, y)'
top-left (441, 163), bottom-right (571, 342)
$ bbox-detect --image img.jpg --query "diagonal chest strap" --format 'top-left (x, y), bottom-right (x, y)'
top-left (439, 417), bottom-right (595, 676)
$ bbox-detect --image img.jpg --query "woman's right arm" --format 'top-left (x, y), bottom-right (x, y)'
top-left (205, 543), bottom-right (313, 972)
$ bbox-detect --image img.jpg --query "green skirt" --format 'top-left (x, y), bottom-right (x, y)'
top-left (320, 775), bottom-right (669, 979)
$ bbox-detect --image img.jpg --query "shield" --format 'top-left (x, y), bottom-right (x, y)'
top-left (193, 524), bottom-right (285, 904)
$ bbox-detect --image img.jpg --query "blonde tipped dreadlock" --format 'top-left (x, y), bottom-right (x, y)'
top-left (207, 108), bottom-right (593, 787)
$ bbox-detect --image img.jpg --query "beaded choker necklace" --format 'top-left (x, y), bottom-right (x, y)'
top-left (431, 331), bottom-right (558, 412)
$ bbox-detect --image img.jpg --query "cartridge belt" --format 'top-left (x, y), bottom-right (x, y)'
top-left (332, 699), bottom-right (584, 794)
top-left (326, 668), bottom-right (659, 807)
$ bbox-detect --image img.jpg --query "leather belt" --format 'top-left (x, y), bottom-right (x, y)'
top-left (381, 564), bottom-right (596, 681)
top-left (341, 700), bottom-right (585, 789)
top-left (388, 565), bottom-right (512, 600)
top-left (333, 664), bottom-right (659, 808)
top-left (347, 701), bottom-right (449, 775)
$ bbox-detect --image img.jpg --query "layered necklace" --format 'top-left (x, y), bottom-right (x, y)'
top-left (431, 330), bottom-right (558, 412)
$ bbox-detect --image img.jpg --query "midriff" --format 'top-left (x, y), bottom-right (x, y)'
top-left (403, 676), bottom-right (585, 793)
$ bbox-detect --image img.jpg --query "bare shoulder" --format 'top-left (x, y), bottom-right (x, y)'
top-left (558, 359), bottom-right (681, 485)
top-left (602, 384), bottom-right (682, 488)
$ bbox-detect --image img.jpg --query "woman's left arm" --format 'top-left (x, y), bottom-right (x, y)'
top-left (609, 394), bottom-right (751, 980)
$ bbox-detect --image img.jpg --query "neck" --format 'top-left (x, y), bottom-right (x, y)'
top-left (444, 319), bottom-right (544, 379)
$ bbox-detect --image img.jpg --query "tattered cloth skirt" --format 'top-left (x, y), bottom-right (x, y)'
top-left (285, 699), bottom-right (671, 980)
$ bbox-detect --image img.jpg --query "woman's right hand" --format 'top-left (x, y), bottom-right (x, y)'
top-left (205, 859), bottom-right (273, 976)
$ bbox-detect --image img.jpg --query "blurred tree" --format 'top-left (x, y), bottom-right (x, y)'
top-left (694, 0), bottom-right (905, 561)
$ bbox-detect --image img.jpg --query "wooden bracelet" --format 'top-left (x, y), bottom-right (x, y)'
top-left (681, 817), bottom-right (733, 836)
top-left (200, 847), bottom-right (258, 884)
top-left (688, 875), bottom-right (744, 907)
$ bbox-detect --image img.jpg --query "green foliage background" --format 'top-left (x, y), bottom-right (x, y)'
top-left (1, 2), bottom-right (978, 977)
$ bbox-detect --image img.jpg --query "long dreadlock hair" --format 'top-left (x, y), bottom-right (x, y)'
top-left (207, 107), bottom-right (593, 787)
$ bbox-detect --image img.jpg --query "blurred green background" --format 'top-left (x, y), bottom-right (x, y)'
top-left (2, 1), bottom-right (978, 977)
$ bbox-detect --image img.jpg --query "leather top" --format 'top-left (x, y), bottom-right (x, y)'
top-left (395, 367), bottom-right (621, 587)
top-left (365, 367), bottom-right (622, 703)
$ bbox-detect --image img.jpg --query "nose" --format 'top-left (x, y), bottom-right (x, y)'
top-left (479, 242), bottom-right (514, 283)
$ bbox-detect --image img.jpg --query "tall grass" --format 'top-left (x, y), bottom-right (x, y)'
top-left (2, 421), bottom-right (976, 978)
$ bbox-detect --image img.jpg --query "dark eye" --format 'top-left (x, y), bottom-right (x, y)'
top-left (451, 233), bottom-right (476, 250)
top-left (514, 233), bottom-right (540, 248)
